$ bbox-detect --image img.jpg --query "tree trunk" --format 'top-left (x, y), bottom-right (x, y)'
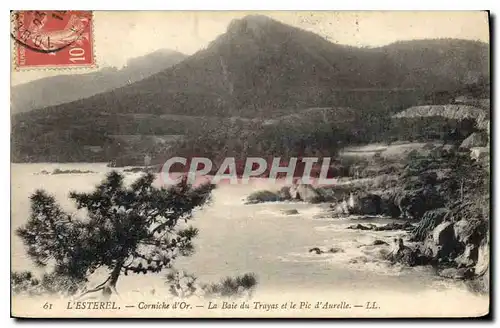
top-left (102, 259), bottom-right (124, 298)
top-left (460, 179), bottom-right (464, 201)
top-left (78, 259), bottom-right (124, 300)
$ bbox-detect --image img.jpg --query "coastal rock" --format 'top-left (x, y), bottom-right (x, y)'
top-left (438, 267), bottom-right (473, 280)
top-left (330, 200), bottom-right (350, 216)
top-left (423, 207), bottom-right (448, 223)
top-left (380, 193), bottom-right (402, 218)
top-left (455, 244), bottom-right (478, 268)
top-left (52, 168), bottom-right (96, 174)
top-left (431, 221), bottom-right (460, 259)
top-left (453, 219), bottom-right (473, 244)
top-left (309, 247), bottom-right (323, 255)
top-left (245, 190), bottom-right (280, 204)
top-left (433, 221), bottom-right (455, 246)
top-left (410, 207), bottom-right (448, 241)
top-left (309, 247), bottom-right (344, 254)
top-left (290, 184), bottom-right (324, 203)
top-left (374, 222), bottom-right (413, 231)
top-left (347, 222), bottom-right (413, 231)
top-left (422, 234), bottom-right (440, 259)
top-left (349, 256), bottom-right (369, 264)
top-left (278, 186), bottom-right (292, 201)
top-left (289, 184), bottom-right (300, 200)
top-left (282, 209), bottom-right (299, 215)
top-left (466, 269), bottom-right (489, 294)
top-left (388, 238), bottom-right (418, 266)
top-left (393, 188), bottom-right (444, 220)
top-left (393, 190), bottom-right (418, 219)
top-left (347, 223), bottom-right (376, 231)
top-left (347, 193), bottom-right (382, 215)
top-left (475, 240), bottom-right (489, 276)
top-left (372, 239), bottom-right (389, 246)
top-left (327, 247), bottom-right (344, 254)
top-left (460, 132), bottom-right (488, 149)
top-left (467, 239), bottom-right (490, 293)
top-left (470, 147), bottom-right (490, 162)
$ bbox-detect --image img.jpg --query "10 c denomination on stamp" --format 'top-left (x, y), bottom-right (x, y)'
top-left (11, 10), bottom-right (95, 69)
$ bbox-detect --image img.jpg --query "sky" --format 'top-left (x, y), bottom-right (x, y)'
top-left (11, 11), bottom-right (490, 86)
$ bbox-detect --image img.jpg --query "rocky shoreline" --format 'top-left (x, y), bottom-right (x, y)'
top-left (244, 148), bottom-right (489, 294)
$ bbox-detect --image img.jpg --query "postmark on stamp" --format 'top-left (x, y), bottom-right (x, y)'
top-left (11, 10), bottom-right (95, 69)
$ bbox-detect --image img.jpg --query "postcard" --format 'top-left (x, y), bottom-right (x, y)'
top-left (10, 10), bottom-right (490, 318)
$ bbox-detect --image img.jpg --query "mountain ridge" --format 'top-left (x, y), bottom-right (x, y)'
top-left (11, 15), bottom-right (490, 163)
top-left (11, 49), bottom-right (187, 114)
top-left (13, 15), bottom-right (489, 118)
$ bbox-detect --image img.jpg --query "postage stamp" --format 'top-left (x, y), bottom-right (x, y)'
top-left (11, 10), bottom-right (95, 69)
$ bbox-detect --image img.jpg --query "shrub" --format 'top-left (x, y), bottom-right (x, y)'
top-left (165, 270), bottom-right (258, 299)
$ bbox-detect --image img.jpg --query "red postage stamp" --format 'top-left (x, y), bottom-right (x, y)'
top-left (11, 10), bottom-right (95, 69)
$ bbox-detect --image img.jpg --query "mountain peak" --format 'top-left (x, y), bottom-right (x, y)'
top-left (226, 14), bottom-right (277, 34)
top-left (126, 48), bottom-right (185, 67)
top-left (240, 14), bottom-right (275, 24)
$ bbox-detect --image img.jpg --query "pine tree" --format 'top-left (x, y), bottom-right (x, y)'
top-left (15, 171), bottom-right (214, 298)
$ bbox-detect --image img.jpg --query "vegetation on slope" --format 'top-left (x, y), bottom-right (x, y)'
top-left (11, 15), bottom-right (489, 163)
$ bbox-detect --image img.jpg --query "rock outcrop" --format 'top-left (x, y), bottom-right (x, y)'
top-left (416, 214), bottom-right (488, 284)
top-left (387, 238), bottom-right (418, 266)
top-left (309, 247), bottom-right (344, 255)
top-left (410, 207), bottom-right (448, 241)
top-left (309, 247), bottom-right (323, 255)
top-left (465, 238), bottom-right (490, 294)
top-left (347, 223), bottom-right (377, 231)
top-left (392, 187), bottom-right (444, 220)
top-left (347, 222), bottom-right (414, 231)
top-left (278, 186), bottom-right (292, 201)
top-left (455, 244), bottom-right (478, 268)
top-left (372, 239), bottom-right (389, 246)
top-left (290, 184), bottom-right (324, 203)
top-left (460, 132), bottom-right (488, 149)
top-left (380, 193), bottom-right (402, 218)
top-left (331, 200), bottom-right (350, 216)
top-left (475, 239), bottom-right (489, 276)
top-left (245, 186), bottom-right (296, 204)
top-left (347, 193), bottom-right (382, 215)
top-left (431, 221), bottom-right (460, 259)
top-left (453, 219), bottom-right (474, 244)
top-left (432, 221), bottom-right (455, 246)
top-left (245, 190), bottom-right (280, 204)
top-left (438, 267), bottom-right (474, 280)
top-left (393, 104), bottom-right (489, 130)
top-left (470, 147), bottom-right (490, 162)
